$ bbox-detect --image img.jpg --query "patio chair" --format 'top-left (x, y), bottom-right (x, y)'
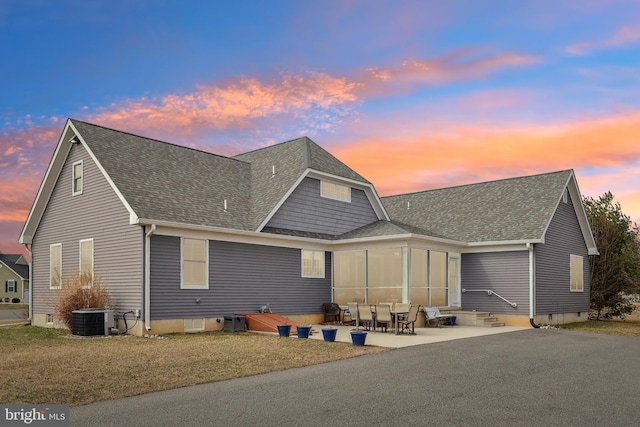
top-left (321, 303), bottom-right (341, 324)
top-left (358, 304), bottom-right (375, 331)
top-left (346, 302), bottom-right (359, 326)
top-left (399, 304), bottom-right (421, 335)
top-left (375, 304), bottom-right (393, 333)
top-left (424, 306), bottom-right (454, 328)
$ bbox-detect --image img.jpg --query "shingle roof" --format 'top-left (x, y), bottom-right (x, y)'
top-left (71, 121), bottom-right (371, 232)
top-left (0, 254), bottom-right (29, 279)
top-left (382, 170), bottom-right (573, 243)
top-left (72, 120), bottom-right (254, 230)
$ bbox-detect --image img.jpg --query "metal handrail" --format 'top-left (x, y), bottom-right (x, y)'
top-left (461, 288), bottom-right (518, 308)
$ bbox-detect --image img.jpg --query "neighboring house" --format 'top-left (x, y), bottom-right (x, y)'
top-left (19, 119), bottom-right (597, 335)
top-left (0, 254), bottom-right (29, 304)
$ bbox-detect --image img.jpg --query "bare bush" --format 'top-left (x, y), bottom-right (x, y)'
top-left (53, 272), bottom-right (114, 328)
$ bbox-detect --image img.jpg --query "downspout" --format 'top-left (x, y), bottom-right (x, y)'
top-left (25, 244), bottom-right (32, 322)
top-left (528, 242), bottom-right (540, 328)
top-left (144, 224), bottom-right (156, 331)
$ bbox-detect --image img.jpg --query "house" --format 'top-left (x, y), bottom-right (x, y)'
top-left (0, 254), bottom-right (29, 304)
top-left (19, 119), bottom-right (597, 335)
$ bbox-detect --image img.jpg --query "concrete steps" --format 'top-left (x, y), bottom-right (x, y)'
top-left (448, 310), bottom-right (505, 327)
top-left (475, 312), bottom-right (505, 327)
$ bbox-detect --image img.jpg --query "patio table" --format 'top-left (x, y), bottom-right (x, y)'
top-left (391, 309), bottom-right (409, 335)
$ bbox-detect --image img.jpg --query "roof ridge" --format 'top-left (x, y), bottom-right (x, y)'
top-left (383, 169), bottom-right (573, 199)
top-left (70, 118), bottom-right (248, 164)
top-left (232, 136), bottom-right (310, 158)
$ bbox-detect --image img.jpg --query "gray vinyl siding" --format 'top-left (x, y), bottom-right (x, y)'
top-left (265, 177), bottom-right (378, 235)
top-left (150, 235), bottom-right (332, 318)
top-left (535, 192), bottom-right (590, 313)
top-left (31, 142), bottom-right (144, 315)
top-left (461, 251), bottom-right (529, 314)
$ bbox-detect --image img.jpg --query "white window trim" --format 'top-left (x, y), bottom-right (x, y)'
top-left (181, 238), bottom-right (209, 289)
top-left (320, 180), bottom-right (351, 203)
top-left (301, 250), bottom-right (325, 278)
top-left (7, 280), bottom-right (16, 293)
top-left (570, 254), bottom-right (584, 292)
top-left (50, 243), bottom-right (62, 289)
top-left (79, 238), bottom-right (94, 287)
top-left (72, 160), bottom-right (83, 195)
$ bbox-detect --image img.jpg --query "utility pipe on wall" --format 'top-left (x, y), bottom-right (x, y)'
top-left (528, 242), bottom-right (541, 328)
top-left (144, 224), bottom-right (156, 331)
top-left (24, 244), bottom-right (32, 322)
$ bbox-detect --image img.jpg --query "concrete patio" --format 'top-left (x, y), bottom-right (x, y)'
top-left (305, 323), bottom-right (529, 348)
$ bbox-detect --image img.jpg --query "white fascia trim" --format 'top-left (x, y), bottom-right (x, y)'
top-left (19, 121), bottom-right (76, 244)
top-left (462, 240), bottom-right (540, 253)
top-left (137, 218), bottom-right (468, 252)
top-left (567, 173), bottom-right (599, 255)
top-left (136, 219), bottom-right (335, 250)
top-left (540, 171), bottom-right (598, 256)
top-left (255, 168), bottom-right (390, 231)
top-left (65, 122), bottom-right (139, 224)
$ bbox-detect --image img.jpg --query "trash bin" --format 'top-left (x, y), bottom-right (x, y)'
top-left (223, 315), bottom-right (246, 332)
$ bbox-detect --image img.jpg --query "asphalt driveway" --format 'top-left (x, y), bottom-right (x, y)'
top-left (71, 329), bottom-right (640, 426)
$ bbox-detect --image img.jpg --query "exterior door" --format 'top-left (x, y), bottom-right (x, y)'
top-left (448, 257), bottom-right (461, 307)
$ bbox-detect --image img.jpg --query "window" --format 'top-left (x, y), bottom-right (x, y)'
top-left (302, 250), bottom-right (325, 278)
top-left (320, 181), bottom-right (350, 202)
top-left (72, 160), bottom-right (83, 195)
top-left (570, 254), bottom-right (584, 292)
top-left (182, 238), bottom-right (208, 288)
top-left (6, 280), bottom-right (16, 293)
top-left (79, 239), bottom-right (93, 283)
top-left (50, 244), bottom-right (62, 289)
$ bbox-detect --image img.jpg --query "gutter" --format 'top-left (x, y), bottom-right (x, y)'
top-left (144, 224), bottom-right (156, 331)
top-left (528, 242), bottom-right (540, 328)
top-left (24, 244), bottom-right (32, 322)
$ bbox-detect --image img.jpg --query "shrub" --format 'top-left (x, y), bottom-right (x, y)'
top-left (11, 298), bottom-right (20, 303)
top-left (53, 272), bottom-right (114, 328)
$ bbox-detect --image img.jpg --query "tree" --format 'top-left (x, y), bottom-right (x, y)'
top-left (583, 192), bottom-right (640, 319)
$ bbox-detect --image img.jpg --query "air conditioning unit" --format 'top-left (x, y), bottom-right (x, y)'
top-left (72, 309), bottom-right (115, 336)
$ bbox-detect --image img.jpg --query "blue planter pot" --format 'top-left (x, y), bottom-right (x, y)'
top-left (277, 324), bottom-right (291, 337)
top-left (350, 331), bottom-right (367, 346)
top-left (322, 328), bottom-right (338, 342)
top-left (297, 325), bottom-right (312, 338)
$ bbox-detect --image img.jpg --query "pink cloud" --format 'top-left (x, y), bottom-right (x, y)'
top-left (566, 23), bottom-right (640, 55)
top-left (354, 50), bottom-right (538, 98)
top-left (332, 112), bottom-right (640, 214)
top-left (88, 72), bottom-right (360, 143)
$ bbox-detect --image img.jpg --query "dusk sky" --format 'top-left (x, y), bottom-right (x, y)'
top-left (2, 1), bottom-right (640, 255)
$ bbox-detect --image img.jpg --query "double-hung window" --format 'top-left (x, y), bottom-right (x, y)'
top-left (182, 238), bottom-right (208, 289)
top-left (50, 244), bottom-right (62, 289)
top-left (302, 250), bottom-right (325, 278)
top-left (6, 280), bottom-right (16, 293)
top-left (570, 254), bottom-right (584, 292)
top-left (72, 160), bottom-right (83, 195)
top-left (80, 239), bottom-right (94, 286)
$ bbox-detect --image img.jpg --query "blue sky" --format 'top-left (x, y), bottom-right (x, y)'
top-left (1, 0), bottom-right (640, 254)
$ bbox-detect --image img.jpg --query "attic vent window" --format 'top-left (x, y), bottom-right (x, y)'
top-left (72, 160), bottom-right (83, 195)
top-left (562, 189), bottom-right (568, 203)
top-left (320, 181), bottom-right (351, 202)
